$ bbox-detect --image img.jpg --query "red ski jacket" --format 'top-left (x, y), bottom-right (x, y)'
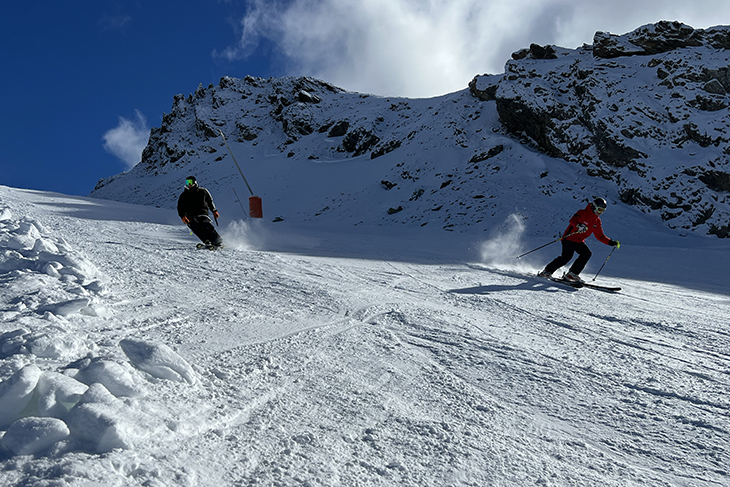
top-left (562, 204), bottom-right (612, 245)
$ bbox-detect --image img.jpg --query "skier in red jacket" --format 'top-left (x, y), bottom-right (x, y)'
top-left (538, 197), bottom-right (620, 283)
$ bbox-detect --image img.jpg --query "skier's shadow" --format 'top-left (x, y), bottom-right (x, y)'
top-left (449, 279), bottom-right (578, 294)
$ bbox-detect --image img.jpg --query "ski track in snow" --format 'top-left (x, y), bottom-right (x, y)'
top-left (0, 186), bottom-right (728, 486)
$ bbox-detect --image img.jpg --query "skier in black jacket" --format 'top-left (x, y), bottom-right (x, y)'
top-left (177, 176), bottom-right (223, 248)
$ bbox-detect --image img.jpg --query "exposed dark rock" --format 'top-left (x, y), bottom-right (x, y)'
top-left (529, 43), bottom-right (558, 59)
top-left (236, 123), bottom-right (259, 141)
top-left (341, 128), bottom-right (380, 156)
top-left (468, 75), bottom-right (500, 101)
top-left (511, 43), bottom-right (558, 61)
top-left (698, 170), bottom-right (730, 192)
top-left (703, 67), bottom-right (730, 91)
top-left (703, 79), bottom-right (727, 95)
top-left (195, 120), bottom-right (219, 140)
top-left (594, 21), bottom-right (701, 58)
top-left (381, 180), bottom-right (397, 190)
top-left (683, 123), bottom-right (719, 147)
top-left (297, 90), bottom-right (321, 103)
top-left (690, 94), bottom-right (728, 112)
top-left (595, 133), bottom-right (647, 169)
top-left (495, 98), bottom-right (562, 158)
top-left (469, 145), bottom-right (504, 163)
top-left (619, 187), bottom-right (663, 210)
top-left (709, 223), bottom-right (730, 237)
top-left (328, 120), bottom-right (350, 137)
top-left (371, 140), bottom-right (402, 159)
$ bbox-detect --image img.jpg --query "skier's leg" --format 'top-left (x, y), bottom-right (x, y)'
top-left (544, 240), bottom-right (575, 274)
top-left (187, 219), bottom-right (208, 243)
top-left (197, 219), bottom-right (223, 246)
top-left (568, 243), bottom-right (592, 275)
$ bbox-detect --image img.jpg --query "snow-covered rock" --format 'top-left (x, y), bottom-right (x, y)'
top-left (72, 358), bottom-right (142, 398)
top-left (1, 417), bottom-right (70, 456)
top-left (26, 332), bottom-right (91, 360)
top-left (0, 329), bottom-right (29, 359)
top-left (65, 383), bottom-right (139, 453)
top-left (120, 338), bottom-right (197, 384)
top-left (0, 365), bottom-right (42, 428)
top-left (36, 371), bottom-right (88, 418)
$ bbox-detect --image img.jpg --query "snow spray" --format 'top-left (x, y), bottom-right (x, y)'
top-left (221, 220), bottom-right (269, 250)
top-left (479, 214), bottom-right (531, 271)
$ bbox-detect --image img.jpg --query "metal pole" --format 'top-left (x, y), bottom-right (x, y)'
top-left (231, 186), bottom-right (247, 218)
top-left (219, 130), bottom-right (254, 196)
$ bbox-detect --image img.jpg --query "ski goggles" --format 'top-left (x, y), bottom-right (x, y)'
top-left (185, 178), bottom-right (196, 187)
top-left (595, 206), bottom-right (606, 214)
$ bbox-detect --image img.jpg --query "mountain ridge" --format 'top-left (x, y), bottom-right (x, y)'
top-left (90, 20), bottom-right (730, 238)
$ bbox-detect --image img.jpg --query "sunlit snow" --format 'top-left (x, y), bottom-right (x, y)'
top-left (0, 185), bottom-right (727, 486)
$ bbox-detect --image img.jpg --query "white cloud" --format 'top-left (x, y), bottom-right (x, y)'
top-left (102, 110), bottom-right (150, 171)
top-left (226, 0), bottom-right (730, 98)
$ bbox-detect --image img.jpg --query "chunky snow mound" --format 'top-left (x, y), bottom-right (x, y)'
top-left (0, 199), bottom-right (192, 458)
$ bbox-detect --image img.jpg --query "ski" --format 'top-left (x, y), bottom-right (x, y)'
top-left (540, 275), bottom-right (621, 292)
top-left (581, 282), bottom-right (621, 292)
top-left (548, 277), bottom-right (584, 289)
top-left (196, 243), bottom-right (224, 251)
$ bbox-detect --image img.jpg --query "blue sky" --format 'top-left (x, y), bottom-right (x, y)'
top-left (3, 0), bottom-right (730, 196)
top-left (1, 1), bottom-right (278, 196)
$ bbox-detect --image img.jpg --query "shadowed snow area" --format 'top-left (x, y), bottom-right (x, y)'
top-left (0, 186), bottom-right (728, 486)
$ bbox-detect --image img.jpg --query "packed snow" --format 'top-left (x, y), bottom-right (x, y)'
top-left (0, 184), bottom-right (728, 486)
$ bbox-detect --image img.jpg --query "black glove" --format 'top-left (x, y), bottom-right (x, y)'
top-left (577, 223), bottom-right (588, 233)
top-left (609, 240), bottom-right (620, 248)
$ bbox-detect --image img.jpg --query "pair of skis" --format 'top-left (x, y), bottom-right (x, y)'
top-left (196, 243), bottom-right (224, 251)
top-left (546, 275), bottom-right (621, 292)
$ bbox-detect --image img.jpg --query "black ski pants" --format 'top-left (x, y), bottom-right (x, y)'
top-left (187, 216), bottom-right (223, 246)
top-left (544, 240), bottom-right (592, 275)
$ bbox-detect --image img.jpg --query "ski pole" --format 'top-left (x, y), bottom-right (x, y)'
top-left (592, 246), bottom-right (617, 281)
top-left (516, 231), bottom-right (580, 259)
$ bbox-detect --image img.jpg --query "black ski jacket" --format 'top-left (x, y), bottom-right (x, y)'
top-left (177, 186), bottom-right (217, 219)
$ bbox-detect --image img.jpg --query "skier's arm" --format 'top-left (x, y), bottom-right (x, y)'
top-left (177, 194), bottom-right (187, 219)
top-left (567, 211), bottom-right (588, 234)
top-left (203, 189), bottom-right (217, 213)
top-left (593, 221), bottom-right (613, 245)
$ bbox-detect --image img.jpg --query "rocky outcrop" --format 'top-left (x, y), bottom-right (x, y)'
top-left (594, 21), bottom-right (730, 58)
top-left (470, 21), bottom-right (730, 236)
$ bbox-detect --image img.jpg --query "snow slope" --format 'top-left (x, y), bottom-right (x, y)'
top-left (0, 185), bottom-right (728, 486)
